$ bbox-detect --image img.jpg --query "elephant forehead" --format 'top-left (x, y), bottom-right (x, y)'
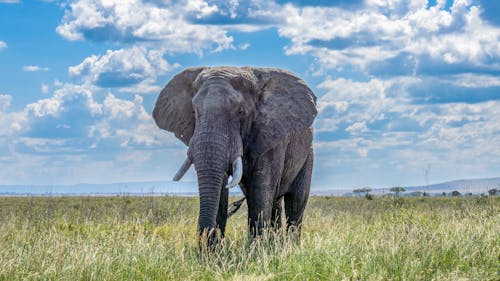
top-left (193, 85), bottom-right (245, 109)
top-left (196, 67), bottom-right (256, 86)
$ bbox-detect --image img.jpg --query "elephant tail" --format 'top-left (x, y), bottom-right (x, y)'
top-left (227, 197), bottom-right (246, 218)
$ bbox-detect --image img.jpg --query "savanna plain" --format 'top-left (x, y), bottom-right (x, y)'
top-left (0, 195), bottom-right (498, 280)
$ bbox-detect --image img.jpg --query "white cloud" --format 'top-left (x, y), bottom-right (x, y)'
top-left (56, 0), bottom-right (236, 54)
top-left (3, 0), bottom-right (499, 187)
top-left (316, 77), bottom-right (414, 133)
top-left (41, 83), bottom-right (49, 94)
top-left (450, 74), bottom-right (500, 88)
top-left (0, 0), bottom-right (19, 3)
top-left (278, 1), bottom-right (500, 74)
top-left (238, 43), bottom-right (250, 50)
top-left (22, 65), bottom-right (50, 72)
top-left (0, 94), bottom-right (28, 137)
top-left (54, 1), bottom-right (500, 71)
top-left (55, 0), bottom-right (283, 54)
top-left (185, 0), bottom-right (219, 18)
top-left (25, 81), bottom-right (174, 148)
top-left (314, 75), bottom-right (500, 187)
top-left (278, 1), bottom-right (500, 187)
top-left (25, 83), bottom-right (99, 118)
top-left (69, 46), bottom-right (179, 92)
top-left (0, 94), bottom-right (12, 112)
top-left (0, 80), bottom-right (178, 177)
top-left (88, 92), bottom-right (174, 148)
top-left (346, 121), bottom-right (369, 135)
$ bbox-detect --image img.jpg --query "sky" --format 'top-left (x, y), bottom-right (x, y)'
top-left (0, 0), bottom-right (499, 189)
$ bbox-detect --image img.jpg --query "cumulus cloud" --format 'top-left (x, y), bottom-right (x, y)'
top-left (56, 0), bottom-right (238, 54)
top-left (23, 65), bottom-right (50, 72)
top-left (317, 74), bottom-right (500, 136)
top-left (55, 0), bottom-right (287, 55)
top-left (54, 0), bottom-right (500, 73)
top-left (315, 77), bottom-right (414, 133)
top-left (238, 43), bottom-right (250, 50)
top-left (188, 0), bottom-right (282, 26)
top-left (4, 0), bottom-right (498, 186)
top-left (25, 83), bottom-right (101, 118)
top-left (88, 93), bottom-right (165, 147)
top-left (0, 41), bottom-right (6, 49)
top-left (69, 46), bottom-right (179, 93)
top-left (313, 74), bottom-right (500, 187)
top-left (0, 79), bottom-right (175, 145)
top-left (24, 82), bottom-right (167, 147)
top-left (278, 1), bottom-right (500, 76)
top-left (275, 1), bottom-right (500, 187)
top-left (56, 1), bottom-right (499, 73)
top-left (41, 83), bottom-right (49, 94)
top-left (0, 79), bottom-right (183, 184)
top-left (0, 94), bottom-right (28, 137)
top-left (0, 94), bottom-right (12, 112)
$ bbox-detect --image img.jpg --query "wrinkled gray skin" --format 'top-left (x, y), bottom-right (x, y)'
top-left (153, 66), bottom-right (317, 247)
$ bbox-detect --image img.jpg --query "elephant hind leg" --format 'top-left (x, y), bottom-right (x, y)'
top-left (284, 149), bottom-right (313, 234)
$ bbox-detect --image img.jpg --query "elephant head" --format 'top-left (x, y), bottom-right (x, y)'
top-left (153, 66), bottom-right (316, 245)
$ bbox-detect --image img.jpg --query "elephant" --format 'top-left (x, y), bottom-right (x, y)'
top-left (152, 66), bottom-right (317, 247)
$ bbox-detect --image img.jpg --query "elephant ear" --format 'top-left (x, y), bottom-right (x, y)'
top-left (153, 67), bottom-right (205, 146)
top-left (250, 68), bottom-right (317, 156)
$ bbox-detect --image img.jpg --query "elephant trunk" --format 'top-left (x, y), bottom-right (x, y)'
top-left (191, 118), bottom-right (232, 246)
top-left (195, 164), bottom-right (225, 245)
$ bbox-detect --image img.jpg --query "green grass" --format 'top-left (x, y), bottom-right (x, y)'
top-left (0, 196), bottom-right (498, 280)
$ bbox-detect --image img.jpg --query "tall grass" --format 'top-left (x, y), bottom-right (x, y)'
top-left (0, 196), bottom-right (498, 280)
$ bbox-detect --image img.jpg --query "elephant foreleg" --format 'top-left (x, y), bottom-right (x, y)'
top-left (247, 147), bottom-right (285, 238)
top-left (247, 184), bottom-right (273, 237)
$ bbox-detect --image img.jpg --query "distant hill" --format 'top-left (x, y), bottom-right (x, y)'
top-left (403, 177), bottom-right (500, 194)
top-left (314, 177), bottom-right (500, 196)
top-left (0, 177), bottom-right (498, 196)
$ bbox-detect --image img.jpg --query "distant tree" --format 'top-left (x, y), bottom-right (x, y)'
top-left (353, 187), bottom-right (372, 197)
top-left (365, 193), bottom-right (374, 200)
top-left (451, 190), bottom-right (461, 197)
top-left (423, 192), bottom-right (429, 197)
top-left (363, 187), bottom-right (372, 194)
top-left (390, 186), bottom-right (405, 196)
top-left (442, 192), bottom-right (446, 197)
top-left (488, 188), bottom-right (498, 196)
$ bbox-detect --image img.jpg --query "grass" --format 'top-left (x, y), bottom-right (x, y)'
top-left (0, 195), bottom-right (498, 280)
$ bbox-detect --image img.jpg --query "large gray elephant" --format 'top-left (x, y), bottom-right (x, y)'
top-left (153, 66), bottom-right (317, 246)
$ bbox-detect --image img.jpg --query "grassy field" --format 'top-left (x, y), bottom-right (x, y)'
top-left (0, 195), bottom-right (498, 280)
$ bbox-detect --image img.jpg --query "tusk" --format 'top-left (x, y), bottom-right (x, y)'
top-left (225, 156), bottom-right (243, 189)
top-left (172, 157), bottom-right (192, 181)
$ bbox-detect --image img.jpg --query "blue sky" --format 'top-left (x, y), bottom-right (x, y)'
top-left (0, 0), bottom-right (499, 189)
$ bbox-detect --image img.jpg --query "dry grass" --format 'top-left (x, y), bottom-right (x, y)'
top-left (0, 196), bottom-right (498, 280)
